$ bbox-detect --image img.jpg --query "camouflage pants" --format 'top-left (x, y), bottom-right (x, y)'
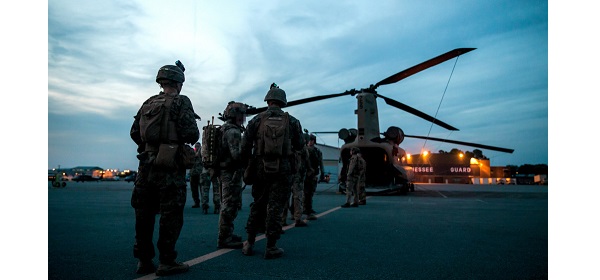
top-left (131, 163), bottom-right (187, 263)
top-left (282, 172), bottom-right (305, 223)
top-left (200, 169), bottom-right (220, 208)
top-left (303, 176), bottom-right (318, 214)
top-left (246, 172), bottom-right (291, 243)
top-left (217, 169), bottom-right (243, 242)
top-left (359, 178), bottom-right (366, 201)
top-left (345, 176), bottom-right (360, 204)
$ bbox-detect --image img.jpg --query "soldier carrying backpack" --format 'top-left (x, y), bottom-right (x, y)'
top-left (241, 83), bottom-right (305, 259)
top-left (129, 60), bottom-right (199, 276)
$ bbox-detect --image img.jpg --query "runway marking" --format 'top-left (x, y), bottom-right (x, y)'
top-left (134, 198), bottom-right (352, 280)
top-left (416, 185), bottom-right (447, 198)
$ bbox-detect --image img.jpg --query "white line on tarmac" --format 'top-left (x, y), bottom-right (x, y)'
top-left (133, 199), bottom-right (351, 280)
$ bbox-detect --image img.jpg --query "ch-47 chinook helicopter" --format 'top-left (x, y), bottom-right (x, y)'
top-left (246, 48), bottom-right (514, 194)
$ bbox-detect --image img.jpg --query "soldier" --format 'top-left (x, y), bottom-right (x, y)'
top-left (341, 147), bottom-right (366, 207)
top-left (216, 101), bottom-right (247, 249)
top-left (282, 133), bottom-right (311, 227)
top-left (129, 60), bottom-right (198, 276)
top-left (303, 134), bottom-right (325, 220)
top-left (200, 166), bottom-right (221, 214)
top-left (241, 83), bottom-right (304, 259)
top-left (189, 142), bottom-right (203, 209)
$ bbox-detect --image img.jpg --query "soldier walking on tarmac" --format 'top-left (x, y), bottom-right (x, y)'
top-left (129, 60), bottom-right (199, 276)
top-left (216, 101), bottom-right (247, 249)
top-left (241, 83), bottom-right (304, 259)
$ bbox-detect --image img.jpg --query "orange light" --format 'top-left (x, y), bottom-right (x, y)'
top-left (459, 153), bottom-right (464, 158)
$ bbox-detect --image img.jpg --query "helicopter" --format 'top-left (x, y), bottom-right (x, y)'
top-left (246, 48), bottom-right (514, 194)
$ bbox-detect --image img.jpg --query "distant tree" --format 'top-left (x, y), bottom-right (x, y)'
top-left (506, 165), bottom-right (519, 177)
top-left (438, 150), bottom-right (447, 154)
top-left (449, 148), bottom-right (463, 155)
top-left (465, 151), bottom-right (475, 159)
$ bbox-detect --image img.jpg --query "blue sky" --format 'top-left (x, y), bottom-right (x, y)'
top-left (45, 0), bottom-right (549, 171)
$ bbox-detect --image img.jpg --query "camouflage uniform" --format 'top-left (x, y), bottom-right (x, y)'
top-left (130, 92), bottom-right (199, 266)
top-left (345, 150), bottom-right (366, 205)
top-left (199, 167), bottom-right (221, 213)
top-left (282, 145), bottom-right (312, 224)
top-left (217, 122), bottom-right (245, 246)
top-left (189, 144), bottom-right (203, 208)
top-left (242, 105), bottom-right (304, 255)
top-left (304, 141), bottom-right (324, 218)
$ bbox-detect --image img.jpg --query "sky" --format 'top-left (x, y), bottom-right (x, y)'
top-left (45, 0), bottom-right (550, 171)
top-left (4, 1), bottom-right (595, 276)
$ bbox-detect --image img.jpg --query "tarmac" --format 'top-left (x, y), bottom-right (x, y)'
top-left (48, 181), bottom-right (548, 279)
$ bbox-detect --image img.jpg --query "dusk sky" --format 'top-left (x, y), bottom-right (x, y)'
top-left (46, 0), bottom-right (550, 171)
top-left (6, 1), bottom-right (594, 276)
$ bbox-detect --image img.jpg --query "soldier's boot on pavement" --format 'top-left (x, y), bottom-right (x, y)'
top-left (242, 233), bottom-right (256, 256)
top-left (307, 213), bottom-right (318, 220)
top-left (155, 261), bottom-right (189, 276)
top-left (214, 205), bottom-right (220, 214)
top-left (295, 220), bottom-right (308, 227)
top-left (264, 239), bottom-right (284, 259)
top-left (341, 202), bottom-right (351, 208)
top-left (231, 234), bottom-right (242, 242)
top-left (217, 236), bottom-right (243, 249)
top-left (136, 259), bottom-right (155, 274)
top-left (202, 204), bottom-right (209, 214)
top-left (359, 199), bottom-right (366, 205)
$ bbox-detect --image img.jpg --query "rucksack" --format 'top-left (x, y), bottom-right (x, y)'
top-left (201, 120), bottom-right (222, 169)
top-left (139, 94), bottom-right (176, 144)
top-left (258, 112), bottom-right (291, 157)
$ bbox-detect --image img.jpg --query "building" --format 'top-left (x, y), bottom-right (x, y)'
top-left (315, 143), bottom-right (340, 182)
top-left (406, 153), bottom-right (514, 184)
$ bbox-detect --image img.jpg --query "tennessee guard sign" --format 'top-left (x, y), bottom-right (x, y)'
top-left (413, 165), bottom-right (472, 175)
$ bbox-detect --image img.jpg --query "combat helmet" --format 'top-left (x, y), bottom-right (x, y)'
top-left (220, 101), bottom-right (247, 120)
top-left (156, 60), bottom-right (185, 83)
top-left (264, 83), bottom-right (287, 106)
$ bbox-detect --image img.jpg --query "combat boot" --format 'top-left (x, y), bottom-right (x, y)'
top-left (202, 204), bottom-right (209, 214)
top-left (295, 220), bottom-right (308, 227)
top-left (242, 233), bottom-right (256, 256)
top-left (307, 213), bottom-right (318, 220)
top-left (341, 202), bottom-right (351, 208)
top-left (136, 259), bottom-right (155, 274)
top-left (155, 261), bottom-right (189, 276)
top-left (217, 236), bottom-right (243, 249)
top-left (242, 241), bottom-right (254, 256)
top-left (231, 234), bottom-right (242, 242)
top-left (264, 246), bottom-right (284, 259)
top-left (359, 200), bottom-right (366, 205)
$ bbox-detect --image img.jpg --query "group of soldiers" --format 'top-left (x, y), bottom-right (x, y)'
top-left (129, 61), bottom-right (326, 276)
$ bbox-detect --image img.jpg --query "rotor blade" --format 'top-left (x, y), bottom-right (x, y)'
top-left (286, 90), bottom-right (355, 107)
top-left (374, 48), bottom-right (476, 89)
top-left (375, 93), bottom-right (459, 131)
top-left (245, 90), bottom-right (355, 115)
top-left (405, 134), bottom-right (514, 153)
